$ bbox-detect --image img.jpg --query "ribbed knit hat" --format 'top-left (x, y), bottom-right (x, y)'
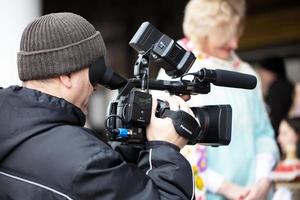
top-left (18, 12), bottom-right (106, 81)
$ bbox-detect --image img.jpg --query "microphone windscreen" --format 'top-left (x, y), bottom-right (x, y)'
top-left (214, 69), bottom-right (257, 89)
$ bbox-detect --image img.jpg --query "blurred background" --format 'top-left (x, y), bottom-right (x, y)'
top-left (1, 0), bottom-right (300, 131)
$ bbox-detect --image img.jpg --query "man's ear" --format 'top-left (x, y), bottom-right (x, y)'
top-left (59, 74), bottom-right (72, 88)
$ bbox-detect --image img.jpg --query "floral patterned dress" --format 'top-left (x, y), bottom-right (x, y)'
top-left (181, 145), bottom-right (207, 200)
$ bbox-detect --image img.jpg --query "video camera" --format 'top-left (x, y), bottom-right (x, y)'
top-left (89, 22), bottom-right (257, 146)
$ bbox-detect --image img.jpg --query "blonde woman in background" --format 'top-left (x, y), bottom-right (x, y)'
top-left (156, 0), bottom-right (279, 199)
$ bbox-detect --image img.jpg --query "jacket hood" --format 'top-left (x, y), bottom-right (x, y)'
top-left (0, 86), bottom-right (85, 162)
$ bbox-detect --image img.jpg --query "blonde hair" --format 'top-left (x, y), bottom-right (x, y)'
top-left (183, 0), bottom-right (246, 49)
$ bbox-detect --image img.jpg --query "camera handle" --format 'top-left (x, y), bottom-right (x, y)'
top-left (161, 109), bottom-right (202, 143)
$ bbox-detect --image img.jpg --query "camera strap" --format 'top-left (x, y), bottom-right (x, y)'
top-left (162, 110), bottom-right (201, 142)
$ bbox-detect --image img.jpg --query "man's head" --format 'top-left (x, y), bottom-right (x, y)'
top-left (18, 12), bottom-right (106, 113)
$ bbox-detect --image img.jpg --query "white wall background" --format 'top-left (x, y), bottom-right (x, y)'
top-left (0, 0), bottom-right (41, 87)
top-left (286, 58), bottom-right (300, 83)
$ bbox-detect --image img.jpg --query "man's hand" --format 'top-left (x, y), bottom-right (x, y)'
top-left (146, 96), bottom-right (194, 149)
top-left (218, 180), bottom-right (250, 200)
top-left (244, 178), bottom-right (271, 200)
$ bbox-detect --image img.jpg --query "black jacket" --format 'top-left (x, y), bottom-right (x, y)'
top-left (0, 86), bottom-right (194, 200)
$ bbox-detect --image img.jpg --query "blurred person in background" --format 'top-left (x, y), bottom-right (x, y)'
top-left (156, 0), bottom-right (279, 199)
top-left (277, 117), bottom-right (300, 159)
top-left (272, 116), bottom-right (300, 200)
top-left (256, 57), bottom-right (294, 138)
top-left (0, 12), bottom-right (195, 199)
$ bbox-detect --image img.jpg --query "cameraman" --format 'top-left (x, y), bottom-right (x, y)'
top-left (0, 13), bottom-right (194, 200)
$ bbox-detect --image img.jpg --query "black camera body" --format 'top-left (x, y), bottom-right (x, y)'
top-left (107, 89), bottom-right (232, 145)
top-left (107, 90), bottom-right (152, 143)
top-left (90, 22), bottom-right (257, 146)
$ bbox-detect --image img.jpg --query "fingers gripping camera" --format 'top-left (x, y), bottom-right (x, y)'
top-left (161, 109), bottom-right (201, 143)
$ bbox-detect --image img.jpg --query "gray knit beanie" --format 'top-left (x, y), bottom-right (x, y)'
top-left (18, 12), bottom-right (106, 81)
